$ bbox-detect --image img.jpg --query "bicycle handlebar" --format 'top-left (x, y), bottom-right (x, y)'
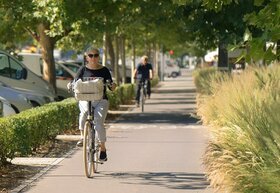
top-left (67, 78), bottom-right (115, 94)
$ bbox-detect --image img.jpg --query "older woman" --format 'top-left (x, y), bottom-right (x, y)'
top-left (74, 47), bottom-right (116, 161)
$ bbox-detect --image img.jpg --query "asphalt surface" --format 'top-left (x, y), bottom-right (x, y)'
top-left (17, 69), bottom-right (213, 193)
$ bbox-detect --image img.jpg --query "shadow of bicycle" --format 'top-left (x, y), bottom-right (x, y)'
top-left (97, 171), bottom-right (210, 190)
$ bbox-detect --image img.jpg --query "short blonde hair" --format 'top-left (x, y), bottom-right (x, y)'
top-left (141, 55), bottom-right (148, 61)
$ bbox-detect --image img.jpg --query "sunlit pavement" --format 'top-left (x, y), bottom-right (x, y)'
top-left (13, 68), bottom-right (213, 193)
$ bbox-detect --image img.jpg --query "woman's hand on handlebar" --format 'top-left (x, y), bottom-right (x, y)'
top-left (67, 81), bottom-right (73, 92)
top-left (106, 80), bottom-right (116, 91)
top-left (110, 82), bottom-right (117, 91)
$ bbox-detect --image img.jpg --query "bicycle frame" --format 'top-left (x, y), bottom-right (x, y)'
top-left (139, 79), bottom-right (148, 112)
top-left (83, 100), bottom-right (103, 178)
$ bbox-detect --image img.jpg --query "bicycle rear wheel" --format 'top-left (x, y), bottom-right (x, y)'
top-left (83, 121), bottom-right (93, 178)
top-left (141, 89), bottom-right (145, 112)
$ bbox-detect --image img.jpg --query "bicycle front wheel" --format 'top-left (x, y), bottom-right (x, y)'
top-left (83, 121), bottom-right (93, 178)
top-left (93, 141), bottom-right (99, 173)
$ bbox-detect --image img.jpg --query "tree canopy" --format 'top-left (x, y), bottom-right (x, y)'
top-left (0, 0), bottom-right (278, 89)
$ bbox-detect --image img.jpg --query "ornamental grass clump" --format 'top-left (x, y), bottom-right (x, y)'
top-left (193, 67), bottom-right (230, 95)
top-left (197, 66), bottom-right (280, 193)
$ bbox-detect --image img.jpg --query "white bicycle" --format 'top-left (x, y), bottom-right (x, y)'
top-left (70, 77), bottom-right (109, 178)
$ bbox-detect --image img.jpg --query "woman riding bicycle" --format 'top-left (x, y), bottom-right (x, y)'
top-left (73, 47), bottom-right (116, 161)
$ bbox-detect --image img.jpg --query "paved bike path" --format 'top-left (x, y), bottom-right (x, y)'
top-left (19, 69), bottom-right (213, 193)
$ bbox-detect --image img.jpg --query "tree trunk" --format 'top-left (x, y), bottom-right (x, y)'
top-left (154, 43), bottom-right (159, 77)
top-left (160, 44), bottom-right (164, 81)
top-left (102, 32), bottom-right (107, 66)
top-left (131, 40), bottom-right (136, 84)
top-left (120, 35), bottom-right (126, 84)
top-left (37, 23), bottom-right (57, 93)
top-left (114, 35), bottom-right (120, 85)
top-left (277, 40), bottom-right (280, 62)
top-left (218, 41), bottom-right (228, 71)
top-left (107, 34), bottom-right (116, 81)
top-left (147, 43), bottom-right (152, 60)
top-left (263, 43), bottom-right (267, 66)
top-left (152, 42), bottom-right (156, 70)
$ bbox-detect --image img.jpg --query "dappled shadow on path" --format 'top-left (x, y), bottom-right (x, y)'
top-left (147, 100), bottom-right (196, 105)
top-left (117, 112), bottom-right (199, 125)
top-left (150, 96), bottom-right (196, 101)
top-left (98, 171), bottom-right (210, 190)
top-left (153, 88), bottom-right (196, 94)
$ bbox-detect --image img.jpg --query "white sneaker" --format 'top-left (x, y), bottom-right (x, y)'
top-left (76, 139), bottom-right (83, 147)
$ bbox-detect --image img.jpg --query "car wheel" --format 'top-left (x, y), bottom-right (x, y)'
top-left (11, 104), bottom-right (20, 114)
top-left (31, 101), bottom-right (40, 107)
top-left (57, 96), bottom-right (65, 101)
top-left (171, 72), bottom-right (177, 78)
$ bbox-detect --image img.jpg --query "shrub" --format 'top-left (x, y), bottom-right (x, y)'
top-left (193, 67), bottom-right (230, 95)
top-left (151, 76), bottom-right (159, 87)
top-left (0, 98), bottom-right (79, 165)
top-left (107, 83), bottom-right (135, 109)
top-left (0, 82), bottom-right (154, 166)
top-left (113, 84), bottom-right (135, 105)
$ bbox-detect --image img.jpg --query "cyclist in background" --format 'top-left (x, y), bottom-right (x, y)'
top-left (133, 55), bottom-right (153, 107)
top-left (73, 47), bottom-right (116, 161)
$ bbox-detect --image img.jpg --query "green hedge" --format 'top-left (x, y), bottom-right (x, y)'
top-left (0, 98), bottom-right (79, 164)
top-left (108, 83), bottom-right (135, 109)
top-left (151, 76), bottom-right (159, 87)
top-left (0, 83), bottom-right (136, 165)
top-left (195, 66), bottom-right (280, 193)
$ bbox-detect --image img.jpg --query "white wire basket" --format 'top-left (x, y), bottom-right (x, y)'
top-left (73, 78), bottom-right (104, 101)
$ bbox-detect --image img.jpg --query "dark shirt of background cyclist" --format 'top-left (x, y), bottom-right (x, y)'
top-left (133, 55), bottom-right (153, 105)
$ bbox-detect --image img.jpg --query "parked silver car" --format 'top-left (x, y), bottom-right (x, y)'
top-left (0, 83), bottom-right (33, 113)
top-left (0, 80), bottom-right (54, 108)
top-left (0, 96), bottom-right (16, 117)
top-left (18, 89), bottom-right (55, 107)
top-left (0, 99), bottom-right (2, 117)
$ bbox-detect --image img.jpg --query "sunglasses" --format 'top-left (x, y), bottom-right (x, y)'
top-left (88, 53), bottom-right (99, 58)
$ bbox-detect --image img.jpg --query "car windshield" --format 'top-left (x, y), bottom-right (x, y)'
top-left (63, 63), bottom-right (80, 73)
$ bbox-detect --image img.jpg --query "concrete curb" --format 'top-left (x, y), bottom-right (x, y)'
top-left (11, 147), bottom-right (77, 193)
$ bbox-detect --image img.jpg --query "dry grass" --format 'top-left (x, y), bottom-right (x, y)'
top-left (197, 65), bottom-right (280, 192)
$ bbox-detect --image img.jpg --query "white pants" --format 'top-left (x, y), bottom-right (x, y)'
top-left (79, 99), bottom-right (109, 142)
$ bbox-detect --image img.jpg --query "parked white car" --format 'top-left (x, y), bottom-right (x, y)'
top-left (0, 50), bottom-right (57, 102)
top-left (18, 53), bottom-right (80, 100)
top-left (55, 62), bottom-right (80, 99)
top-left (57, 61), bottom-right (80, 74)
top-left (0, 96), bottom-right (16, 117)
top-left (164, 63), bottom-right (181, 78)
